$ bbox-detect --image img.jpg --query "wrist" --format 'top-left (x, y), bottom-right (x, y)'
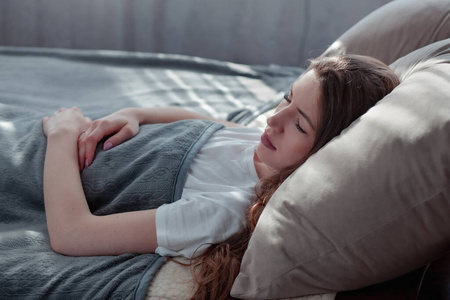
top-left (46, 126), bottom-right (80, 140)
top-left (125, 107), bottom-right (146, 124)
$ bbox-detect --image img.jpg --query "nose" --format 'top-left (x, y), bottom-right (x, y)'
top-left (266, 110), bottom-right (284, 133)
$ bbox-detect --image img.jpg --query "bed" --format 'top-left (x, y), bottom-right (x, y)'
top-left (1, 0), bottom-right (450, 299)
top-left (0, 45), bottom-right (336, 300)
top-left (0, 45), bottom-right (306, 299)
top-left (0, 44), bottom-right (338, 300)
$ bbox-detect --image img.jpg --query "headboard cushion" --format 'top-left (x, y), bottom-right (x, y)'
top-left (322, 0), bottom-right (450, 64)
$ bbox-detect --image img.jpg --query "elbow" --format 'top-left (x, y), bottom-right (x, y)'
top-left (49, 238), bottom-right (66, 255)
top-left (49, 231), bottom-right (74, 256)
top-left (48, 227), bottom-right (84, 256)
top-left (47, 213), bottom-right (95, 256)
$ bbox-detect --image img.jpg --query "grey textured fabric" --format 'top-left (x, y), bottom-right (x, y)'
top-left (322, 0), bottom-right (450, 65)
top-left (0, 0), bottom-right (391, 66)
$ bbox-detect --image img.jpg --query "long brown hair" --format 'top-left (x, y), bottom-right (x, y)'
top-left (187, 54), bottom-right (400, 300)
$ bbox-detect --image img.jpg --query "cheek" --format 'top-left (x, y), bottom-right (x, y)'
top-left (286, 137), bottom-right (315, 163)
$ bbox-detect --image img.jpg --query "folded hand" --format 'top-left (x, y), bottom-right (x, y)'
top-left (78, 108), bottom-right (140, 171)
top-left (42, 107), bottom-right (92, 139)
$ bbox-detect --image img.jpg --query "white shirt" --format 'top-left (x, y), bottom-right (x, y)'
top-left (155, 126), bottom-right (263, 258)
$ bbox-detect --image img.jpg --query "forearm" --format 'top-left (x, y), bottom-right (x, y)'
top-left (43, 107), bottom-right (159, 256)
top-left (130, 107), bottom-right (241, 127)
top-left (44, 130), bottom-right (92, 252)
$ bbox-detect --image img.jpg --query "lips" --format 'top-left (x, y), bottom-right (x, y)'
top-left (261, 132), bottom-right (276, 150)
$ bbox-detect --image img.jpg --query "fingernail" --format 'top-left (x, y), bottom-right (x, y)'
top-left (104, 142), bottom-right (113, 151)
top-left (85, 159), bottom-right (89, 169)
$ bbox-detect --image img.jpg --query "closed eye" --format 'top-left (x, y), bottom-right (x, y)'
top-left (284, 93), bottom-right (307, 134)
top-left (295, 120), bottom-right (306, 133)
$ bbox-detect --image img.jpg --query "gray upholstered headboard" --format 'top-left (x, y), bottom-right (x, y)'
top-left (0, 0), bottom-right (391, 66)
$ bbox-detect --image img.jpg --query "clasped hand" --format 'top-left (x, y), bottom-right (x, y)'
top-left (43, 107), bottom-right (140, 171)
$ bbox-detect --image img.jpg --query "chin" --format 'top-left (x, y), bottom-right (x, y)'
top-left (255, 147), bottom-right (279, 171)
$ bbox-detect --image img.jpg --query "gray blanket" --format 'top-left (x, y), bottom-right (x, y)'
top-left (0, 46), bottom-right (302, 299)
top-left (82, 120), bottom-right (224, 215)
top-left (1, 115), bottom-right (223, 300)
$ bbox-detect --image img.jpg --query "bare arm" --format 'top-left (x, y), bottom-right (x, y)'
top-left (78, 107), bottom-right (241, 170)
top-left (134, 107), bottom-right (241, 126)
top-left (43, 107), bottom-right (158, 256)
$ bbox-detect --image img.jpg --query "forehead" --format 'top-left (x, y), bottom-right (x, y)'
top-left (291, 70), bottom-right (321, 126)
top-left (292, 70), bottom-right (319, 95)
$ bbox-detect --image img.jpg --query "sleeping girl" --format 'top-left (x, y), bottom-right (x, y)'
top-left (41, 54), bottom-right (399, 300)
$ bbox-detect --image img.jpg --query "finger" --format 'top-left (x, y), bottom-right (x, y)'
top-left (82, 117), bottom-right (93, 135)
top-left (41, 117), bottom-right (49, 136)
top-left (82, 119), bottom-right (122, 168)
top-left (80, 129), bottom-right (99, 170)
top-left (103, 125), bottom-right (138, 151)
top-left (78, 130), bottom-right (88, 171)
top-left (54, 107), bottom-right (67, 115)
top-left (77, 117), bottom-right (91, 171)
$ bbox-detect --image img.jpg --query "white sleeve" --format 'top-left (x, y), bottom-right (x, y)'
top-left (155, 192), bottom-right (250, 258)
top-left (155, 128), bottom-right (259, 258)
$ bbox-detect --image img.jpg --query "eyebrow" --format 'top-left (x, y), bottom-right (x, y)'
top-left (290, 87), bottom-right (316, 131)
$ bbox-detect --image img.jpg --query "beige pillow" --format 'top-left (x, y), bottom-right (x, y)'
top-left (231, 39), bottom-right (450, 300)
top-left (322, 0), bottom-right (450, 64)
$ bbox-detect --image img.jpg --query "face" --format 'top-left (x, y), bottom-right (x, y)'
top-left (255, 70), bottom-right (320, 173)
